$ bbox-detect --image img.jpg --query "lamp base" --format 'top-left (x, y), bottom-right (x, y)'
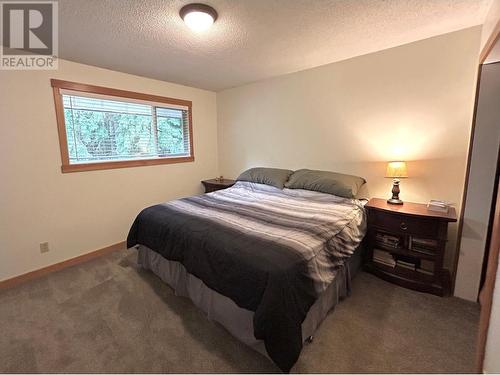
top-left (388, 178), bottom-right (403, 205)
top-left (387, 198), bottom-right (403, 205)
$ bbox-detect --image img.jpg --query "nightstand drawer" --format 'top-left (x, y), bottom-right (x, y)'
top-left (370, 210), bottom-right (438, 238)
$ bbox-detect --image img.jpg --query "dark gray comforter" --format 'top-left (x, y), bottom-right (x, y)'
top-left (127, 182), bottom-right (366, 372)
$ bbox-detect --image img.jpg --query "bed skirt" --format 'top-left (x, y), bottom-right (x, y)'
top-left (136, 244), bottom-right (362, 359)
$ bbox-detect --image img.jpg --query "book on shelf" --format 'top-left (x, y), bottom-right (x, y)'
top-left (373, 249), bottom-right (394, 259)
top-left (373, 249), bottom-right (396, 267)
top-left (396, 260), bottom-right (417, 271)
top-left (376, 233), bottom-right (399, 241)
top-left (375, 233), bottom-right (400, 248)
top-left (412, 238), bottom-right (438, 246)
top-left (411, 247), bottom-right (436, 256)
top-left (412, 238), bottom-right (437, 246)
top-left (373, 258), bottom-right (396, 268)
top-left (410, 237), bottom-right (437, 255)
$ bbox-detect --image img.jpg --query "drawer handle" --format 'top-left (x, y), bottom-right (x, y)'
top-left (400, 222), bottom-right (408, 230)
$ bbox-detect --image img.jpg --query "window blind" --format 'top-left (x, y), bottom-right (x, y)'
top-left (61, 91), bottom-right (191, 164)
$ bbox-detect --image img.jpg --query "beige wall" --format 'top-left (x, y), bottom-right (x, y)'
top-left (0, 28), bottom-right (483, 292)
top-left (217, 27), bottom-right (481, 276)
top-left (0, 59), bottom-right (218, 282)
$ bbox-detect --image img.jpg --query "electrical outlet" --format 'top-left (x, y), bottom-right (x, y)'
top-left (40, 242), bottom-right (49, 253)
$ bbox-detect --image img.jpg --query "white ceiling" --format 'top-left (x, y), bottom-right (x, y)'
top-left (59, 0), bottom-right (492, 91)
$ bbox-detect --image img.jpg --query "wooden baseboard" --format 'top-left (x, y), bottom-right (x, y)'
top-left (0, 241), bottom-right (127, 290)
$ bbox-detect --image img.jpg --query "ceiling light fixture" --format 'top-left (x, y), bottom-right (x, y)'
top-left (180, 3), bottom-right (218, 32)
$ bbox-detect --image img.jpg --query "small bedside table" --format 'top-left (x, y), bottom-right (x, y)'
top-left (201, 178), bottom-right (236, 193)
top-left (364, 198), bottom-right (457, 296)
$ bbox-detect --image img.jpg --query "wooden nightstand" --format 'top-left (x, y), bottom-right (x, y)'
top-left (364, 198), bottom-right (457, 296)
top-left (201, 178), bottom-right (236, 193)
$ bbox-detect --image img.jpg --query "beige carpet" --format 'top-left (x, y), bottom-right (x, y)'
top-left (0, 248), bottom-right (479, 373)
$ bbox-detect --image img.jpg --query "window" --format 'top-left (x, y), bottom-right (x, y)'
top-left (51, 79), bottom-right (194, 172)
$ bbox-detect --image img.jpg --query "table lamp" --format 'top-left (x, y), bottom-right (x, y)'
top-left (385, 161), bottom-right (408, 205)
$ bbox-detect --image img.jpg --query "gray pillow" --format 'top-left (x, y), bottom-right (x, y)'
top-left (237, 167), bottom-right (294, 189)
top-left (285, 169), bottom-right (365, 198)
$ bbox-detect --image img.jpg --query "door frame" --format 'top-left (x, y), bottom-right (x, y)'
top-left (476, 178), bottom-right (500, 372)
top-left (459, 18), bottom-right (500, 373)
top-left (452, 19), bottom-right (500, 294)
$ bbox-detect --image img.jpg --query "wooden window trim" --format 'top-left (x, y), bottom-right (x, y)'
top-left (51, 79), bottom-right (194, 173)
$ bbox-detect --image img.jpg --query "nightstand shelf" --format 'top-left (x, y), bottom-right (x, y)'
top-left (373, 244), bottom-right (437, 261)
top-left (364, 198), bottom-right (457, 296)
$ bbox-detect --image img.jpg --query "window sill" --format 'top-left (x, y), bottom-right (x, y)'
top-left (61, 156), bottom-right (194, 173)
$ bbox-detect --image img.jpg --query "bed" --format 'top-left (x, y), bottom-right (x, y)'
top-left (127, 180), bottom-right (366, 372)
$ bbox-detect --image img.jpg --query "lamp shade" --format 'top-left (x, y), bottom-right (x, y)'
top-left (385, 161), bottom-right (408, 178)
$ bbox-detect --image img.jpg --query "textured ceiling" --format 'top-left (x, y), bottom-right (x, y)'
top-left (59, 0), bottom-right (492, 91)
